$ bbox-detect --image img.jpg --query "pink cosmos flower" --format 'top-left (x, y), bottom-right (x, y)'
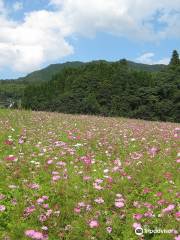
top-left (95, 179), bottom-right (103, 184)
top-left (175, 212), bottom-right (180, 221)
top-left (42, 204), bottom-right (49, 209)
top-left (52, 171), bottom-right (59, 175)
top-left (46, 209), bottom-right (52, 217)
top-left (47, 160), bottom-right (53, 165)
top-left (157, 199), bottom-right (166, 205)
top-left (4, 139), bottom-right (13, 145)
top-left (94, 197), bottom-right (104, 204)
top-left (115, 201), bottom-right (124, 208)
top-left (144, 211), bottom-right (154, 218)
top-left (133, 222), bottom-right (141, 229)
top-left (89, 220), bottom-right (99, 228)
top-left (106, 227), bottom-right (112, 233)
top-left (37, 198), bottom-right (44, 204)
top-left (18, 138), bottom-right (24, 144)
top-left (83, 176), bottom-right (91, 181)
top-left (25, 230), bottom-right (48, 240)
top-left (5, 155), bottom-right (18, 162)
top-left (93, 183), bottom-right (103, 190)
top-left (24, 205), bottom-right (36, 216)
top-left (56, 161), bottom-right (66, 166)
top-left (133, 201), bottom-right (141, 208)
top-left (148, 147), bottom-right (159, 157)
top-left (39, 214), bottom-right (47, 222)
top-left (162, 204), bottom-right (175, 213)
top-left (28, 183), bottom-right (40, 190)
top-left (175, 235), bottom-right (180, 240)
top-left (133, 213), bottom-right (143, 220)
top-left (156, 192), bottom-right (163, 197)
top-left (52, 175), bottom-right (61, 181)
top-left (143, 188), bottom-right (151, 194)
top-left (130, 152), bottom-right (142, 160)
top-left (78, 202), bottom-right (86, 207)
top-left (74, 207), bottom-right (81, 213)
top-left (0, 205), bottom-right (6, 212)
top-left (107, 177), bottom-right (113, 183)
top-left (0, 194), bottom-right (5, 200)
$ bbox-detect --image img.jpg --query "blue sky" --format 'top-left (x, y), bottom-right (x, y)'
top-left (0, 0), bottom-right (180, 79)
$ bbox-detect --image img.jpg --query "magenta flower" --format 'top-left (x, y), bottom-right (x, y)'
top-left (24, 205), bottom-right (36, 216)
top-left (5, 155), bottom-right (18, 162)
top-left (4, 139), bottom-right (13, 145)
top-left (133, 213), bottom-right (143, 220)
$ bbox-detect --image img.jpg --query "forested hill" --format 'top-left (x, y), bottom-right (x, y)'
top-left (0, 59), bottom-right (166, 108)
top-left (22, 51), bottom-right (180, 122)
top-left (1, 51), bottom-right (180, 122)
top-left (0, 60), bottom-right (165, 83)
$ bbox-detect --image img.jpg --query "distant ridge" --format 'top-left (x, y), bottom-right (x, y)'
top-left (0, 60), bottom-right (166, 83)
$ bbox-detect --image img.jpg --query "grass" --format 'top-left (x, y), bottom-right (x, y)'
top-left (0, 109), bottom-right (179, 240)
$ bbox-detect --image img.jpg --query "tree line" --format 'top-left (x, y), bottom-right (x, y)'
top-left (17, 50), bottom-right (180, 122)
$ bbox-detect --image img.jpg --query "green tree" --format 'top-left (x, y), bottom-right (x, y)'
top-left (169, 50), bottom-right (180, 66)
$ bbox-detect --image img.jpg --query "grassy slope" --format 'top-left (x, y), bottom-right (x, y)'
top-left (0, 110), bottom-right (179, 240)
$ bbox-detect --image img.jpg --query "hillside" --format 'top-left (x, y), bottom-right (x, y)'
top-left (0, 60), bottom-right (165, 84)
top-left (17, 61), bottom-right (84, 83)
top-left (22, 59), bottom-right (180, 122)
top-left (0, 59), bottom-right (166, 109)
top-left (0, 109), bottom-right (179, 239)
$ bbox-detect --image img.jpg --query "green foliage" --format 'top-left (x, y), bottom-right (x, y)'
top-left (22, 53), bottom-right (180, 122)
top-left (1, 51), bottom-right (179, 122)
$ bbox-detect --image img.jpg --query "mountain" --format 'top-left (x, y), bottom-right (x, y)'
top-left (0, 60), bottom-right (166, 84)
top-left (18, 61), bottom-right (84, 83)
top-left (0, 60), bottom-right (167, 109)
top-left (127, 61), bottom-right (165, 72)
top-left (19, 61), bottom-right (166, 83)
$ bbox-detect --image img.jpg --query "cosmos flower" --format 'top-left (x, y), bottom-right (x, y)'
top-left (0, 205), bottom-right (6, 212)
top-left (25, 230), bottom-right (48, 240)
top-left (89, 220), bottom-right (99, 228)
top-left (106, 226), bottom-right (112, 233)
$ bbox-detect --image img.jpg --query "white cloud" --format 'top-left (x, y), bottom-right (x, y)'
top-left (0, 0), bottom-right (179, 73)
top-left (50, 0), bottom-right (180, 40)
top-left (136, 52), bottom-right (170, 65)
top-left (0, 7), bottom-right (74, 73)
top-left (12, 1), bottom-right (23, 11)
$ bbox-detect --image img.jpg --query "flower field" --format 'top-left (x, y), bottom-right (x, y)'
top-left (0, 109), bottom-right (179, 240)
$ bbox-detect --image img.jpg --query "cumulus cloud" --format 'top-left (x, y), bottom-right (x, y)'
top-left (136, 52), bottom-right (170, 65)
top-left (0, 6), bottom-right (73, 72)
top-left (0, 0), bottom-right (179, 73)
top-left (50, 0), bottom-right (180, 40)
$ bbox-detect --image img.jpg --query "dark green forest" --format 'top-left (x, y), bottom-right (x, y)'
top-left (22, 51), bottom-right (180, 122)
top-left (1, 50), bottom-right (180, 122)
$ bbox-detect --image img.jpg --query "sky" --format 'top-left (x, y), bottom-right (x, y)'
top-left (0, 0), bottom-right (180, 79)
